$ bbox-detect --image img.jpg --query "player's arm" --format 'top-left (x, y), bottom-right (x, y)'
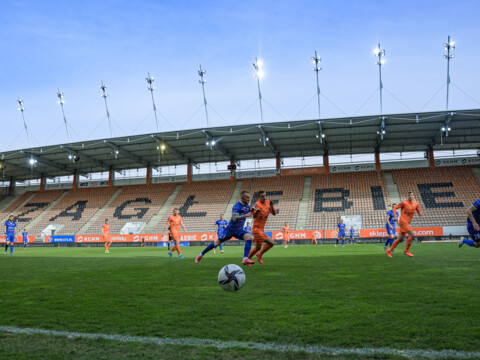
top-left (416, 206), bottom-right (422, 216)
top-left (270, 201), bottom-right (277, 216)
top-left (393, 203), bottom-right (402, 222)
top-left (385, 215), bottom-right (393, 229)
top-left (215, 223), bottom-right (219, 232)
top-left (232, 212), bottom-right (252, 221)
top-left (467, 205), bottom-right (480, 231)
top-left (180, 221), bottom-right (187, 233)
top-left (163, 220), bottom-right (170, 235)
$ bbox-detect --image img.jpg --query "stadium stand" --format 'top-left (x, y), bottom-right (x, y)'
top-left (0, 191), bottom-right (35, 223)
top-left (14, 190), bottom-right (66, 229)
top-left (165, 180), bottom-right (235, 233)
top-left (307, 172), bottom-right (391, 230)
top-left (391, 166), bottom-right (479, 226)
top-left (28, 187), bottom-right (118, 236)
top-left (240, 176), bottom-right (304, 231)
top-left (85, 183), bottom-right (178, 234)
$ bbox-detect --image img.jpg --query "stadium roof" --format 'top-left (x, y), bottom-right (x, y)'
top-left (2, 108), bottom-right (480, 181)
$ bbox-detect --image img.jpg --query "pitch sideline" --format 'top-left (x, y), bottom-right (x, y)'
top-left (1, 325), bottom-right (479, 359)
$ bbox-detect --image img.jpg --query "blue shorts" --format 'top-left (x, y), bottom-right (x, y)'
top-left (386, 225), bottom-right (395, 235)
top-left (468, 226), bottom-right (480, 242)
top-left (219, 228), bottom-right (249, 242)
top-left (6, 235), bottom-right (15, 243)
top-left (338, 231), bottom-right (345, 238)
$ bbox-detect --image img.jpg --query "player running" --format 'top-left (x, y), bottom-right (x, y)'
top-left (247, 190), bottom-right (276, 264)
top-left (282, 222), bottom-right (291, 248)
top-left (349, 226), bottom-right (356, 245)
top-left (336, 219), bottom-right (346, 247)
top-left (385, 191), bottom-right (422, 257)
top-left (102, 219), bottom-right (112, 254)
top-left (195, 191), bottom-right (255, 266)
top-left (4, 215), bottom-right (16, 255)
top-left (458, 198), bottom-right (480, 249)
top-left (214, 214), bottom-right (228, 254)
top-left (384, 204), bottom-right (398, 251)
top-left (311, 233), bottom-right (318, 245)
top-left (22, 229), bottom-right (28, 249)
top-left (163, 208), bottom-right (187, 259)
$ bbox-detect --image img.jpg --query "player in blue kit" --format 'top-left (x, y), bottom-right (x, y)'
top-left (384, 204), bottom-right (398, 251)
top-left (22, 229), bottom-right (28, 249)
top-left (458, 199), bottom-right (480, 249)
top-left (349, 226), bottom-right (356, 245)
top-left (4, 215), bottom-right (16, 255)
top-left (336, 219), bottom-right (346, 247)
top-left (196, 191), bottom-right (255, 266)
top-left (214, 214), bottom-right (228, 254)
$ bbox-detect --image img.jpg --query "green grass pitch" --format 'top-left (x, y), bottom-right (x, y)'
top-left (0, 243), bottom-right (479, 359)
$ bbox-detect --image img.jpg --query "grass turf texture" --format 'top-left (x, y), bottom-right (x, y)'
top-left (0, 244), bottom-right (478, 359)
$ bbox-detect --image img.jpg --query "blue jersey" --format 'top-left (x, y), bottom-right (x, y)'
top-left (338, 223), bottom-right (346, 233)
top-left (22, 232), bottom-right (28, 242)
top-left (350, 229), bottom-right (355, 238)
top-left (467, 199), bottom-right (480, 229)
top-left (227, 201), bottom-right (250, 231)
top-left (5, 221), bottom-right (16, 236)
top-left (245, 225), bottom-right (252, 233)
top-left (386, 210), bottom-right (398, 227)
top-left (215, 219), bottom-right (228, 235)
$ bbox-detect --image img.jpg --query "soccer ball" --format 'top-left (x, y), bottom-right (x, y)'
top-left (218, 264), bottom-right (245, 292)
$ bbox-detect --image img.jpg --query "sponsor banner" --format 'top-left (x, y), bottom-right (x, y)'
top-left (359, 227), bottom-right (443, 238)
top-left (435, 157), bottom-right (480, 167)
top-left (236, 169), bottom-right (277, 179)
top-left (381, 160), bottom-right (429, 170)
top-left (282, 167), bottom-right (325, 176)
top-left (45, 183), bottom-right (73, 190)
top-left (157, 241), bottom-right (190, 247)
top-left (78, 181), bottom-right (108, 188)
top-left (151, 175), bottom-right (187, 184)
top-left (272, 230), bottom-right (323, 240)
top-left (48, 235), bottom-right (75, 243)
top-left (330, 163), bottom-right (376, 173)
top-left (76, 235), bottom-right (103, 243)
top-left (0, 235), bottom-right (35, 243)
top-left (193, 172), bottom-right (231, 182)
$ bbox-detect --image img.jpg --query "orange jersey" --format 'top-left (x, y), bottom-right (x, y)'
top-left (282, 225), bottom-right (290, 234)
top-left (102, 224), bottom-right (110, 236)
top-left (394, 200), bottom-right (421, 225)
top-left (168, 215), bottom-right (182, 235)
top-left (252, 200), bottom-right (276, 231)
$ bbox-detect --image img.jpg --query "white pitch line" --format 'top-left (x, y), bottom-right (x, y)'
top-left (1, 325), bottom-right (479, 359)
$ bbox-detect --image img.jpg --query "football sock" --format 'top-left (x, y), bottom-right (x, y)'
top-left (104, 243), bottom-right (107, 251)
top-left (176, 246), bottom-right (182, 256)
top-left (248, 247), bottom-right (259, 259)
top-left (388, 239), bottom-right (400, 251)
top-left (10, 245), bottom-right (13, 254)
top-left (243, 239), bottom-right (252, 259)
top-left (405, 237), bottom-right (413, 251)
top-left (384, 239), bottom-right (390, 247)
top-left (23, 243), bottom-right (26, 249)
top-left (341, 239), bottom-right (345, 246)
top-left (259, 243), bottom-right (273, 255)
top-left (462, 238), bottom-right (475, 247)
top-left (5, 244), bottom-right (8, 251)
top-left (219, 243), bottom-right (223, 251)
top-left (336, 239), bottom-right (339, 245)
top-left (201, 242), bottom-right (216, 256)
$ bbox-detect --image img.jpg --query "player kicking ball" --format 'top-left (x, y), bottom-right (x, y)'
top-left (386, 191), bottom-right (422, 257)
top-left (164, 208), bottom-right (187, 259)
top-left (458, 198), bottom-right (480, 249)
top-left (102, 219), bottom-right (112, 253)
top-left (196, 191), bottom-right (255, 266)
top-left (4, 215), bottom-right (16, 255)
top-left (247, 190), bottom-right (276, 264)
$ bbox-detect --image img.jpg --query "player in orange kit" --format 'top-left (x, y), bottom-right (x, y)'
top-left (247, 191), bottom-right (276, 264)
top-left (163, 208), bottom-right (187, 259)
top-left (385, 191), bottom-right (422, 257)
top-left (102, 219), bottom-right (112, 254)
top-left (282, 222), bottom-right (290, 248)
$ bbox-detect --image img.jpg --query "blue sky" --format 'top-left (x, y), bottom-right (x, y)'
top-left (1, 0), bottom-right (479, 152)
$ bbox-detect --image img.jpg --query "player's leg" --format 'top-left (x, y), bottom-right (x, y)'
top-left (335, 237), bottom-right (339, 247)
top-left (242, 232), bottom-right (255, 265)
top-left (459, 227), bottom-right (480, 248)
top-left (196, 232), bottom-right (228, 263)
top-left (341, 235), bottom-right (345, 247)
top-left (386, 232), bottom-right (404, 257)
top-left (175, 240), bottom-right (183, 258)
top-left (404, 229), bottom-right (415, 257)
top-left (256, 234), bottom-right (274, 264)
top-left (248, 239), bottom-right (262, 259)
top-left (9, 239), bottom-right (14, 255)
top-left (4, 242), bottom-right (8, 254)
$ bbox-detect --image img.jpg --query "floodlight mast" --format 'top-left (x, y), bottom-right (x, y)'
top-left (198, 65), bottom-right (210, 128)
top-left (56, 89), bottom-right (71, 143)
top-left (443, 35), bottom-right (455, 110)
top-left (374, 44), bottom-right (385, 114)
top-left (145, 73), bottom-right (160, 132)
top-left (312, 50), bottom-right (322, 119)
top-left (99, 81), bottom-right (113, 137)
top-left (253, 57), bottom-right (264, 123)
top-left (16, 97), bottom-right (31, 147)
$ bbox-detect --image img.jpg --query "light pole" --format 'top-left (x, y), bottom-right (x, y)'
top-left (443, 35), bottom-right (455, 110)
top-left (56, 89), bottom-right (71, 143)
top-left (374, 44), bottom-right (386, 114)
top-left (145, 73), bottom-right (160, 132)
top-left (99, 81), bottom-right (113, 137)
top-left (198, 65), bottom-right (210, 128)
top-left (312, 50), bottom-right (322, 119)
top-left (253, 57), bottom-right (265, 123)
top-left (16, 97), bottom-right (31, 147)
